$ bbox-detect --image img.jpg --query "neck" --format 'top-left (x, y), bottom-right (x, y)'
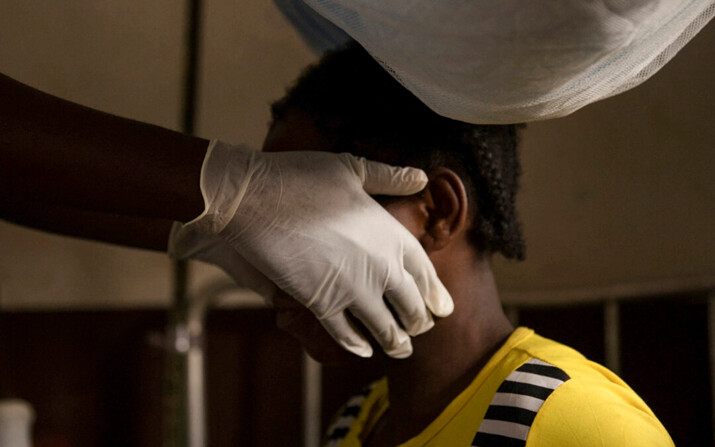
top-left (370, 252), bottom-right (513, 445)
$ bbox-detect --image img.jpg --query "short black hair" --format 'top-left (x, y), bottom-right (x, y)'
top-left (271, 43), bottom-right (525, 260)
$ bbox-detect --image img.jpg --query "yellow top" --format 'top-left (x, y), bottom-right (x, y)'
top-left (323, 327), bottom-right (673, 447)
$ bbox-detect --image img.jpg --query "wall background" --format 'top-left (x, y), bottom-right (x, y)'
top-left (0, 0), bottom-right (712, 309)
top-left (0, 2), bottom-right (712, 446)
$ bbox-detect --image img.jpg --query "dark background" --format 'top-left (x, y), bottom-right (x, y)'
top-left (1, 291), bottom-right (711, 446)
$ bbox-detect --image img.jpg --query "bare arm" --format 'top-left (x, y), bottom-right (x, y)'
top-left (0, 195), bottom-right (173, 252)
top-left (0, 73), bottom-right (208, 222)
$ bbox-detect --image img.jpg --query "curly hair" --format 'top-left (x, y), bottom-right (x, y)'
top-left (271, 43), bottom-right (525, 260)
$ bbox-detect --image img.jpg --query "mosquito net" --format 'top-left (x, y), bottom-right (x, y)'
top-left (284, 0), bottom-right (714, 123)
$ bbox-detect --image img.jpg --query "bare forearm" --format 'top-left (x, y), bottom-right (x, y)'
top-left (0, 195), bottom-right (173, 252)
top-left (0, 73), bottom-right (208, 222)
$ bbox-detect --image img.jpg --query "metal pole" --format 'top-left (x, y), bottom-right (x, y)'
top-left (165, 1), bottom-right (204, 446)
top-left (181, 0), bottom-right (203, 137)
top-left (164, 260), bottom-right (190, 447)
top-left (302, 353), bottom-right (323, 447)
top-left (604, 299), bottom-right (621, 375)
top-left (187, 295), bottom-right (208, 447)
top-left (707, 290), bottom-right (715, 444)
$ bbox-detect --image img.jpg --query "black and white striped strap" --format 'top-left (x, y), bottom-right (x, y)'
top-left (472, 358), bottom-right (570, 447)
top-left (323, 382), bottom-right (375, 447)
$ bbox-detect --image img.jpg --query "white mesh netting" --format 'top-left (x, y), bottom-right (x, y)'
top-left (300, 0), bottom-right (714, 123)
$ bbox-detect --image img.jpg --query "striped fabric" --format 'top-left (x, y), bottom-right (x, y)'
top-left (323, 383), bottom-right (376, 447)
top-left (472, 358), bottom-right (570, 447)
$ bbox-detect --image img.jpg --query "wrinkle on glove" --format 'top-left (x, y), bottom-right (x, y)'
top-left (180, 140), bottom-right (453, 359)
top-left (167, 221), bottom-right (277, 302)
top-left (283, 0), bottom-right (714, 123)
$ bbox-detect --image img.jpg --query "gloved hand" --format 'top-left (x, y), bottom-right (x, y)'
top-left (180, 140), bottom-right (453, 358)
top-left (167, 221), bottom-right (276, 301)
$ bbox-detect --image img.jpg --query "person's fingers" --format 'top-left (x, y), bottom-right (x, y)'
top-left (354, 156), bottom-right (428, 196)
top-left (349, 301), bottom-right (413, 359)
top-left (403, 236), bottom-right (454, 318)
top-left (319, 313), bottom-right (374, 358)
top-left (383, 268), bottom-right (434, 336)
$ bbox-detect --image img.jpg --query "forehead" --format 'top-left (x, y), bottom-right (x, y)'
top-left (262, 109), bottom-right (339, 154)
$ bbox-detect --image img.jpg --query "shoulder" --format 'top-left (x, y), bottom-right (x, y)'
top-left (526, 375), bottom-right (674, 447)
top-left (512, 333), bottom-right (674, 446)
top-left (475, 332), bottom-right (674, 447)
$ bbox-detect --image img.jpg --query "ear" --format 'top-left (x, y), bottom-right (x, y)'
top-left (420, 167), bottom-right (469, 252)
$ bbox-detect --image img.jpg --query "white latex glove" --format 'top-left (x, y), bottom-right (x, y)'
top-left (167, 221), bottom-right (276, 301)
top-left (182, 140), bottom-right (453, 358)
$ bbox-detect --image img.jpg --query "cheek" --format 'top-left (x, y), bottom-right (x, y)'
top-left (383, 201), bottom-right (422, 239)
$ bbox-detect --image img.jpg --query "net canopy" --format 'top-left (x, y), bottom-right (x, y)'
top-left (278, 0), bottom-right (714, 124)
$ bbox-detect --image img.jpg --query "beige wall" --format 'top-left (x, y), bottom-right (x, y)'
top-left (0, 1), bottom-right (712, 309)
top-left (496, 22), bottom-right (715, 304)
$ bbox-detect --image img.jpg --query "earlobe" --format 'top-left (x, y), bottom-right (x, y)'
top-left (420, 168), bottom-right (468, 252)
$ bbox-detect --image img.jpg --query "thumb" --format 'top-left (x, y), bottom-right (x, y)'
top-left (361, 159), bottom-right (428, 196)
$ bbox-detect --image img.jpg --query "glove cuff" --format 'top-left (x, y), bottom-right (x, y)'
top-left (183, 139), bottom-right (255, 234)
